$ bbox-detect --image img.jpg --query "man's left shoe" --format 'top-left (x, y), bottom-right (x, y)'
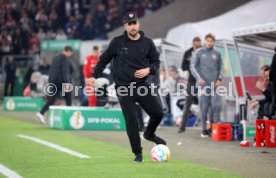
top-left (36, 112), bottom-right (46, 124)
top-left (177, 127), bottom-right (186, 133)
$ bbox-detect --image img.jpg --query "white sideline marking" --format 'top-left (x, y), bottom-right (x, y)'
top-left (17, 134), bottom-right (90, 159)
top-left (0, 164), bottom-right (23, 178)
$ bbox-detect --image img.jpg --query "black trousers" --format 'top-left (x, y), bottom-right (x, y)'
top-left (40, 83), bottom-right (72, 115)
top-left (4, 81), bottom-right (14, 96)
top-left (181, 83), bottom-right (198, 129)
top-left (116, 85), bottom-right (164, 154)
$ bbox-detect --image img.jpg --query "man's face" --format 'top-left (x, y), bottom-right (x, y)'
top-left (170, 70), bottom-right (179, 80)
top-left (65, 51), bottom-right (73, 57)
top-left (261, 69), bottom-right (265, 77)
top-left (264, 70), bottom-right (270, 79)
top-left (8, 57), bottom-right (13, 63)
top-left (193, 40), bottom-right (201, 49)
top-left (205, 37), bottom-right (215, 48)
top-left (124, 21), bottom-right (140, 37)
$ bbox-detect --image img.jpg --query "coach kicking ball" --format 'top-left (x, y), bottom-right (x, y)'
top-left (87, 11), bottom-right (167, 163)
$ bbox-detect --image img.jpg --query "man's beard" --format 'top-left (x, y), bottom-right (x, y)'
top-left (128, 30), bottom-right (138, 37)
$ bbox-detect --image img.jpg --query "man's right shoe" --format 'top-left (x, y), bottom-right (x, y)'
top-left (200, 130), bottom-right (210, 138)
top-left (133, 153), bottom-right (143, 163)
top-left (36, 112), bottom-right (46, 124)
top-left (143, 133), bottom-right (166, 145)
top-left (177, 127), bottom-right (186, 133)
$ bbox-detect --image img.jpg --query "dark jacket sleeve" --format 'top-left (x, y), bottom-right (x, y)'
top-left (62, 56), bottom-right (70, 83)
top-left (262, 83), bottom-right (272, 102)
top-left (92, 39), bottom-right (116, 78)
top-left (270, 54), bottom-right (276, 82)
top-left (263, 89), bottom-right (272, 102)
top-left (181, 50), bottom-right (190, 71)
top-left (148, 40), bottom-right (160, 75)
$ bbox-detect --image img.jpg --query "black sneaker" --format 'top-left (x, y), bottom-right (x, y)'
top-left (133, 153), bottom-right (143, 163)
top-left (177, 127), bottom-right (186, 133)
top-left (200, 130), bottom-right (210, 138)
top-left (207, 128), bottom-right (212, 136)
top-left (143, 133), bottom-right (166, 145)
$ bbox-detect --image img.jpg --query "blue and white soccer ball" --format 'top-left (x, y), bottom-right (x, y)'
top-left (151, 144), bottom-right (170, 162)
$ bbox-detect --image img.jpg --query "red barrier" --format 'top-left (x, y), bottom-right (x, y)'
top-left (256, 120), bottom-right (276, 147)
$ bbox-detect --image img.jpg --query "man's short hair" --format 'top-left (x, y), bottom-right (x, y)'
top-left (93, 46), bottom-right (99, 51)
top-left (205, 33), bottom-right (216, 41)
top-left (261, 65), bottom-right (270, 71)
top-left (64, 45), bottom-right (73, 52)
top-left (261, 65), bottom-right (271, 71)
top-left (193, 37), bottom-right (201, 42)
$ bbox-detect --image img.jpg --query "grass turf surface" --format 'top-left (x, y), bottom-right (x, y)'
top-left (0, 116), bottom-right (240, 178)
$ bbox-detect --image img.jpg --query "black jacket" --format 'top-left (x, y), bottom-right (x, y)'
top-left (181, 47), bottom-right (196, 84)
top-left (49, 53), bottom-right (72, 84)
top-left (5, 63), bottom-right (16, 82)
top-left (270, 53), bottom-right (276, 83)
top-left (92, 31), bottom-right (160, 86)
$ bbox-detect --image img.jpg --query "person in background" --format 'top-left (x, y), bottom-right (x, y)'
top-left (178, 37), bottom-right (201, 133)
top-left (38, 58), bottom-right (50, 75)
top-left (4, 56), bottom-right (16, 96)
top-left (82, 45), bottom-right (100, 106)
top-left (190, 33), bottom-right (223, 138)
top-left (249, 65), bottom-right (272, 119)
top-left (36, 46), bottom-right (74, 124)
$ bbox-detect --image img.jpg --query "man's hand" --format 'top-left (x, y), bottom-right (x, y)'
top-left (249, 99), bottom-right (259, 109)
top-left (215, 80), bottom-right (222, 88)
top-left (135, 67), bottom-right (150, 79)
top-left (86, 77), bottom-right (96, 86)
top-left (198, 78), bottom-right (205, 85)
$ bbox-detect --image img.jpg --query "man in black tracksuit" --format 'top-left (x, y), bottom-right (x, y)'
top-left (36, 46), bottom-right (74, 124)
top-left (87, 12), bottom-right (166, 162)
top-left (177, 37), bottom-right (201, 133)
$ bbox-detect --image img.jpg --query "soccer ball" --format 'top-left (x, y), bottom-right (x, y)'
top-left (151, 144), bottom-right (170, 162)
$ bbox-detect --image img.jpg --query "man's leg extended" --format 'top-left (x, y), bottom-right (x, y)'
top-left (117, 94), bottom-right (142, 154)
top-left (136, 86), bottom-right (166, 144)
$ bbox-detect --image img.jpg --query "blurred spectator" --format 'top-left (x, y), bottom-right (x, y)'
top-left (12, 28), bottom-right (24, 55)
top-left (163, 66), bottom-right (186, 93)
top-left (38, 58), bottom-right (50, 75)
top-left (0, 0), bottom-right (174, 62)
top-left (249, 66), bottom-right (272, 119)
top-left (82, 16), bottom-right (94, 40)
top-left (20, 12), bottom-right (33, 32)
top-left (65, 15), bottom-right (79, 39)
top-left (65, 0), bottom-right (73, 18)
top-left (94, 3), bottom-right (107, 36)
top-left (0, 28), bottom-right (12, 57)
top-left (28, 31), bottom-right (40, 54)
top-left (56, 28), bottom-right (68, 40)
top-left (37, 27), bottom-right (46, 40)
top-left (4, 56), bottom-right (16, 96)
